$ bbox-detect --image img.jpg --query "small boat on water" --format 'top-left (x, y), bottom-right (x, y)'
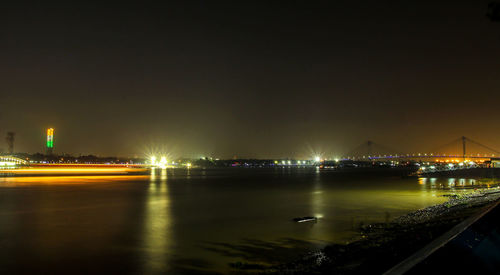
top-left (293, 216), bottom-right (318, 223)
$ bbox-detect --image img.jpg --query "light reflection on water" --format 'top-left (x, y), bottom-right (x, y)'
top-left (419, 177), bottom-right (497, 190)
top-left (0, 169), bottom-right (496, 273)
top-left (142, 168), bottom-right (172, 273)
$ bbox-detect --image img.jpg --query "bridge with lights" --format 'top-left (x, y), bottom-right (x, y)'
top-left (341, 136), bottom-right (500, 162)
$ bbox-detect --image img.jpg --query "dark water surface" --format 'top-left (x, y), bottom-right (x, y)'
top-left (0, 168), bottom-right (490, 274)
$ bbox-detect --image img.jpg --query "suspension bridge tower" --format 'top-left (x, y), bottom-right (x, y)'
top-left (462, 136), bottom-right (466, 160)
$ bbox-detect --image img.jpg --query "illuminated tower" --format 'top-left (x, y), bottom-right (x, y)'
top-left (46, 128), bottom-right (54, 155)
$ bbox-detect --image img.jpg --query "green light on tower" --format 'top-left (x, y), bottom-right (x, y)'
top-left (47, 128), bottom-right (54, 148)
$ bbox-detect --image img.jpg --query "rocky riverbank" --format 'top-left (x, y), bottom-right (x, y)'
top-left (232, 188), bottom-right (500, 274)
top-left (273, 188), bottom-right (500, 274)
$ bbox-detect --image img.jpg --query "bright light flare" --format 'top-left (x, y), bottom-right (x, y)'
top-left (159, 156), bottom-right (167, 168)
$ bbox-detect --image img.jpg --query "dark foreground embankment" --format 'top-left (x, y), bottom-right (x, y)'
top-left (240, 189), bottom-right (500, 274)
top-left (404, 197), bottom-right (500, 274)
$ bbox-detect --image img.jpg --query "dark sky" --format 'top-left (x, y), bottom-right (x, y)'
top-left (1, 1), bottom-right (499, 158)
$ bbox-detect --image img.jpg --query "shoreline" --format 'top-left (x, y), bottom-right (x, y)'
top-left (231, 187), bottom-right (500, 274)
top-left (276, 188), bottom-right (500, 274)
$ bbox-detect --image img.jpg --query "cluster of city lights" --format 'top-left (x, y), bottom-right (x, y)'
top-left (150, 156), bottom-right (168, 168)
top-left (272, 156), bottom-right (330, 166)
top-left (0, 156), bottom-right (28, 168)
top-left (419, 160), bottom-right (477, 172)
top-left (149, 156), bottom-right (191, 169)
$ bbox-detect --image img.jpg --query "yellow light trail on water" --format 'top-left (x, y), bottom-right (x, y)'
top-left (31, 164), bottom-right (144, 167)
top-left (4, 168), bottom-right (127, 174)
top-left (0, 175), bottom-right (149, 186)
top-left (0, 166), bottom-right (147, 175)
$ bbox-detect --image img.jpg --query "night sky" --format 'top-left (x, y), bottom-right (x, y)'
top-left (1, 1), bottom-right (499, 158)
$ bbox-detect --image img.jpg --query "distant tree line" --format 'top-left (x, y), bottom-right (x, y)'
top-left (10, 152), bottom-right (143, 164)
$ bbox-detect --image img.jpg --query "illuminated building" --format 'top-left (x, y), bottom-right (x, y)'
top-left (490, 158), bottom-right (500, 168)
top-left (47, 128), bottom-right (54, 155)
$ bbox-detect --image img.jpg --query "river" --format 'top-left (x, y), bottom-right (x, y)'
top-left (0, 168), bottom-right (492, 274)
